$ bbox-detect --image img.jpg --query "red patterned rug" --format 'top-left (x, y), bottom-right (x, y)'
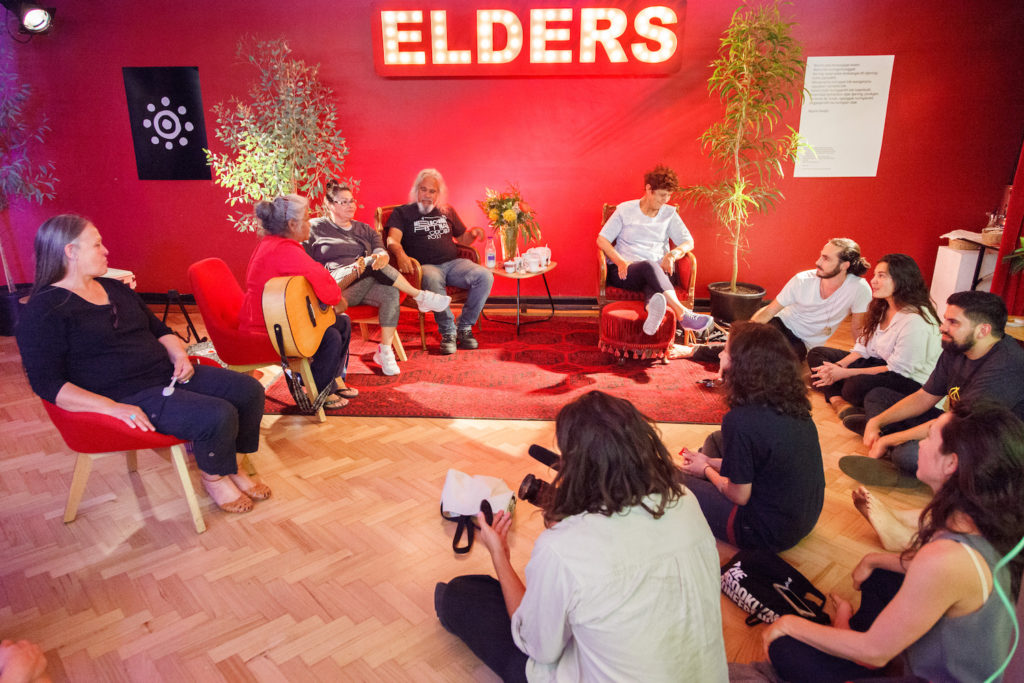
top-left (264, 315), bottom-right (726, 423)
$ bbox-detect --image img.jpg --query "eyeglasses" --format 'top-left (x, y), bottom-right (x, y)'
top-left (328, 198), bottom-right (356, 206)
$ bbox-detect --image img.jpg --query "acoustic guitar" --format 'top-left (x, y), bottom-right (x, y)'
top-left (262, 275), bottom-right (338, 358)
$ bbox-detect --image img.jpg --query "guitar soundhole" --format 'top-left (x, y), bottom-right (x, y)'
top-left (305, 296), bottom-right (316, 326)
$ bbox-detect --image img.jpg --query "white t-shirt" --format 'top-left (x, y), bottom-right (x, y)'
top-left (510, 492), bottom-right (728, 683)
top-left (853, 309), bottom-right (941, 384)
top-left (776, 270), bottom-right (872, 348)
top-left (598, 200), bottom-right (692, 264)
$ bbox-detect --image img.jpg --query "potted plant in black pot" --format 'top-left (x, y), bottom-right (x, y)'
top-left (681, 1), bottom-right (806, 323)
top-left (1, 48), bottom-right (57, 335)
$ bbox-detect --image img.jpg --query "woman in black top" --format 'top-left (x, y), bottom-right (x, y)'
top-left (16, 215), bottom-right (270, 514)
top-left (680, 322), bottom-right (824, 551)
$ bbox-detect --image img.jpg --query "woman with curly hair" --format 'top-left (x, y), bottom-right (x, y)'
top-left (681, 322), bottom-right (824, 551)
top-left (807, 253), bottom-right (940, 433)
top-left (435, 391), bottom-right (727, 682)
top-left (765, 400), bottom-right (1024, 682)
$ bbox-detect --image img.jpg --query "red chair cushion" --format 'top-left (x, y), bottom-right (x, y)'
top-left (41, 400), bottom-right (185, 454)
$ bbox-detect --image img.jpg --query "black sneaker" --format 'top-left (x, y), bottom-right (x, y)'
top-left (440, 333), bottom-right (457, 355)
top-left (456, 327), bottom-right (479, 349)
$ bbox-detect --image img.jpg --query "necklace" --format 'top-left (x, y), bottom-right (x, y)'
top-left (820, 278), bottom-right (842, 336)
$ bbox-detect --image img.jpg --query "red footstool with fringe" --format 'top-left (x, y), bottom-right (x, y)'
top-left (599, 300), bottom-right (676, 363)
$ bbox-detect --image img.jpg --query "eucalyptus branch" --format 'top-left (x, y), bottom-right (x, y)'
top-left (205, 37), bottom-right (356, 233)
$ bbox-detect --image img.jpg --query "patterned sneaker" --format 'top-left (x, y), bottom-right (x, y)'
top-left (415, 289), bottom-right (452, 313)
top-left (679, 309), bottom-right (714, 333)
top-left (456, 327), bottom-right (479, 349)
top-left (440, 333), bottom-right (457, 355)
top-left (643, 293), bottom-right (668, 335)
top-left (373, 344), bottom-right (400, 376)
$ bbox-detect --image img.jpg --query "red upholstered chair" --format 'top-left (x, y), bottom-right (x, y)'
top-left (188, 257), bottom-right (325, 422)
top-left (41, 357), bottom-right (254, 534)
top-left (597, 203), bottom-right (699, 361)
top-left (375, 205), bottom-right (484, 351)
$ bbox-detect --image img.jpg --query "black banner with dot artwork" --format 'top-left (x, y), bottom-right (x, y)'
top-left (122, 66), bottom-right (211, 180)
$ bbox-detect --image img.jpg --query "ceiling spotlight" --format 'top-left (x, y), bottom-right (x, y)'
top-left (0, 1), bottom-right (54, 34)
top-left (19, 4), bottom-right (54, 33)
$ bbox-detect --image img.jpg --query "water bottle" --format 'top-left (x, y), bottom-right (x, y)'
top-left (486, 239), bottom-right (496, 268)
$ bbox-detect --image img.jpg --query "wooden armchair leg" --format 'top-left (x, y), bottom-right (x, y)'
top-left (418, 313), bottom-right (427, 351)
top-left (358, 322), bottom-right (370, 342)
top-left (64, 452), bottom-right (97, 524)
top-left (169, 444), bottom-right (206, 534)
top-left (125, 450), bottom-right (139, 473)
top-left (296, 358), bottom-right (326, 423)
top-left (391, 333), bottom-right (408, 362)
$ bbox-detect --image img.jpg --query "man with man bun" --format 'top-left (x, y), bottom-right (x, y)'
top-left (751, 238), bottom-right (872, 360)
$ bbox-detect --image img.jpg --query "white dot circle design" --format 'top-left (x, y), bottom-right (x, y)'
top-left (142, 95), bottom-right (196, 150)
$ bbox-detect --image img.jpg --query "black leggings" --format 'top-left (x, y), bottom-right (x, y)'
top-left (768, 569), bottom-right (905, 683)
top-left (605, 259), bottom-right (674, 302)
top-left (806, 346), bottom-right (922, 407)
top-left (434, 575), bottom-right (528, 683)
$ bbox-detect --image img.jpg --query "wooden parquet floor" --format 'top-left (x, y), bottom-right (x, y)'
top-left (0, 307), bottom-right (931, 681)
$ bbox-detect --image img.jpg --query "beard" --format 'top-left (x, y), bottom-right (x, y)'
top-left (941, 335), bottom-right (974, 353)
top-left (417, 201), bottom-right (435, 214)
top-left (817, 263), bottom-right (843, 279)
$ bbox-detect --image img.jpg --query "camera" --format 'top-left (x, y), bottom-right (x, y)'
top-left (518, 473), bottom-right (554, 506)
top-left (519, 444), bottom-right (560, 506)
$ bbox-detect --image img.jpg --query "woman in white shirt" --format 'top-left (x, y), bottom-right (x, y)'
top-left (807, 254), bottom-right (940, 433)
top-left (434, 391), bottom-right (727, 682)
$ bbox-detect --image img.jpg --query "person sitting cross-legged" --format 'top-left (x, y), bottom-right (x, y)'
top-left (434, 391), bottom-right (728, 682)
top-left (680, 322), bottom-right (824, 551)
top-left (598, 164), bottom-right (713, 337)
top-left (764, 401), bottom-right (1024, 683)
top-left (807, 253), bottom-right (941, 434)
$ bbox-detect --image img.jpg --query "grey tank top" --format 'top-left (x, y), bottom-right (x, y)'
top-left (906, 532), bottom-right (1014, 683)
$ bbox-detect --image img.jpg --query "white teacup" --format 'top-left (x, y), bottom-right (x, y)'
top-left (525, 254), bottom-right (542, 273)
top-left (503, 260), bottom-right (516, 273)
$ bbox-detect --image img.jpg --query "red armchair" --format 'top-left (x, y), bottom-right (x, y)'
top-left (187, 257), bottom-right (325, 422)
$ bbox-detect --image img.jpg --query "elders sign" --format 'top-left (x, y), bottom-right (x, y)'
top-left (372, 3), bottom-right (686, 76)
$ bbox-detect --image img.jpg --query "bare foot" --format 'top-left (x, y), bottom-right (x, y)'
top-left (851, 486), bottom-right (915, 552)
top-left (227, 472), bottom-right (272, 501)
top-left (829, 593), bottom-right (853, 629)
top-left (201, 474), bottom-right (253, 513)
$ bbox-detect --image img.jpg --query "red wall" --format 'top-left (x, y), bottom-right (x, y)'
top-left (4, 0), bottom-right (1023, 302)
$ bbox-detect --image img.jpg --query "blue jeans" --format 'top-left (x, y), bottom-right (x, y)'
top-left (420, 259), bottom-right (494, 335)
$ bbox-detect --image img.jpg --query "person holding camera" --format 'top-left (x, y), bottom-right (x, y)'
top-left (434, 391), bottom-right (727, 682)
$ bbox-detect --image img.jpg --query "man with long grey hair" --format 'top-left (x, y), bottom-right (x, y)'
top-left (386, 168), bottom-right (493, 355)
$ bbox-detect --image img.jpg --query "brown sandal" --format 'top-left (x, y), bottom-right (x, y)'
top-left (229, 474), bottom-right (272, 501)
top-left (202, 475), bottom-right (254, 513)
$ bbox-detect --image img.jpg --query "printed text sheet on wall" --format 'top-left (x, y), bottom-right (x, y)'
top-left (794, 55), bottom-right (895, 178)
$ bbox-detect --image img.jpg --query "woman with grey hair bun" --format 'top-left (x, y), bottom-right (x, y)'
top-left (238, 194), bottom-right (355, 408)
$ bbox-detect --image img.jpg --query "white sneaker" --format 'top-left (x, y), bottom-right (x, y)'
top-left (415, 289), bottom-right (452, 313)
top-left (643, 292), bottom-right (667, 335)
top-left (373, 344), bottom-right (401, 376)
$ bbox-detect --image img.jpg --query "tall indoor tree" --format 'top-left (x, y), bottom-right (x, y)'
top-left (205, 38), bottom-right (355, 233)
top-left (681, 1), bottom-right (806, 317)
